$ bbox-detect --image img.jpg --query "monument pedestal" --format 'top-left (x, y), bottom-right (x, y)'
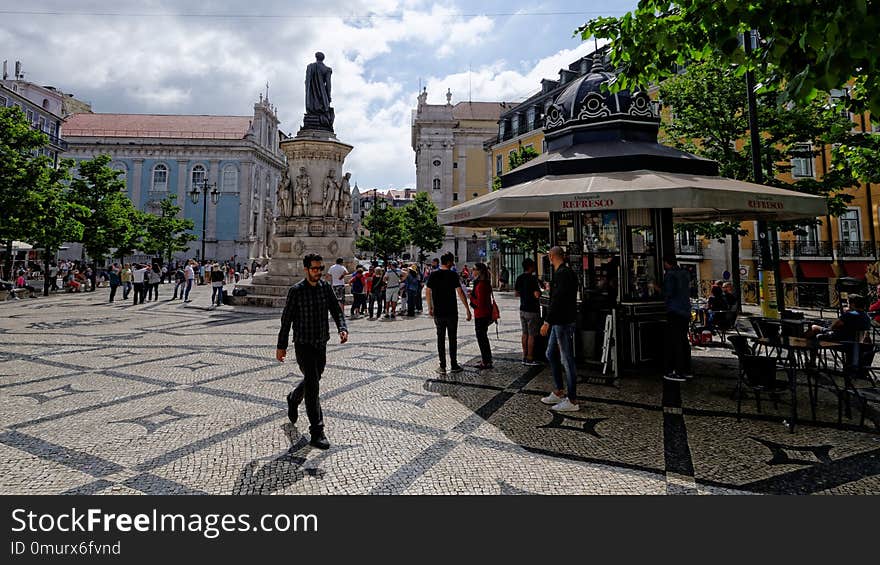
top-left (228, 128), bottom-right (356, 307)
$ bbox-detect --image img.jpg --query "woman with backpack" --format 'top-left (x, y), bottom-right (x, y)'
top-left (469, 262), bottom-right (495, 370)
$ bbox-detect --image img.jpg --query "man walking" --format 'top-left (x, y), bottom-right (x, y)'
top-left (210, 262), bottom-right (225, 308)
top-left (425, 252), bottom-right (471, 375)
top-left (107, 264), bottom-right (121, 303)
top-left (539, 246), bottom-right (580, 412)
top-left (661, 254), bottom-right (693, 382)
top-left (515, 258), bottom-right (543, 365)
top-left (172, 265), bottom-right (185, 300)
top-left (183, 260), bottom-right (195, 302)
top-left (121, 264), bottom-right (132, 300)
top-left (276, 253), bottom-right (348, 450)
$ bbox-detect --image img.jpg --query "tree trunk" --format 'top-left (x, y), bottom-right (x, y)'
top-left (731, 233), bottom-right (742, 313)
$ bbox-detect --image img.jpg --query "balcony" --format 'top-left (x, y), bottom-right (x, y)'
top-left (752, 240), bottom-right (833, 258)
top-left (30, 124), bottom-right (68, 150)
top-left (675, 240), bottom-right (703, 257)
top-left (837, 241), bottom-right (875, 257)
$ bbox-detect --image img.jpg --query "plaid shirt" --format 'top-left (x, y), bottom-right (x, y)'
top-left (277, 279), bottom-right (347, 349)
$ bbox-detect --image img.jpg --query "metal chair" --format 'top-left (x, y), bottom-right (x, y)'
top-left (736, 355), bottom-right (790, 422)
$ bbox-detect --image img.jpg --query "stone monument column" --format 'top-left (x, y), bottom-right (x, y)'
top-left (230, 52), bottom-right (356, 307)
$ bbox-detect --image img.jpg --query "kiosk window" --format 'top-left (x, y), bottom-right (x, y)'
top-left (625, 223), bottom-right (659, 300)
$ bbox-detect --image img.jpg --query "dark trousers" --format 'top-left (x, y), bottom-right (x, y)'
top-left (474, 317), bottom-right (493, 364)
top-left (291, 342), bottom-right (327, 433)
top-left (434, 315), bottom-right (458, 368)
top-left (183, 279), bottom-right (193, 301)
top-left (147, 283), bottom-right (159, 301)
top-left (123, 282), bottom-right (131, 299)
top-left (352, 293), bottom-right (367, 315)
top-left (173, 281), bottom-right (184, 299)
top-left (109, 284), bottom-right (119, 302)
top-left (664, 312), bottom-right (691, 375)
top-left (369, 292), bottom-right (384, 318)
top-left (132, 282), bottom-right (145, 304)
top-left (406, 289), bottom-right (418, 316)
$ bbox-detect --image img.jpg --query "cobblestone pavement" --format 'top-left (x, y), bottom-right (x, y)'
top-left (2, 284), bottom-right (879, 495)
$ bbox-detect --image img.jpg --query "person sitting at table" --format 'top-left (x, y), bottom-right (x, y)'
top-left (805, 293), bottom-right (871, 343)
top-left (705, 285), bottom-right (728, 330)
top-left (722, 281), bottom-right (739, 311)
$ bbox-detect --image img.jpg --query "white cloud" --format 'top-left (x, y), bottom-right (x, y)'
top-left (1, 0), bottom-right (610, 188)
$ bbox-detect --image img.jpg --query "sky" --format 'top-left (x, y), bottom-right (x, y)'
top-left (0, 0), bottom-right (638, 189)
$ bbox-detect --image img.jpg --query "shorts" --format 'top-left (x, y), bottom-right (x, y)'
top-left (386, 286), bottom-right (399, 302)
top-left (333, 285), bottom-right (345, 302)
top-left (520, 311), bottom-right (542, 337)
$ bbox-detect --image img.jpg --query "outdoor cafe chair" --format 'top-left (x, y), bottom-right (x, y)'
top-left (841, 341), bottom-right (880, 429)
top-left (714, 310), bottom-right (740, 344)
top-left (736, 355), bottom-right (790, 423)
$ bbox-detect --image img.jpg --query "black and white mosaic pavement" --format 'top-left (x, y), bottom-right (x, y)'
top-left (2, 286), bottom-right (879, 495)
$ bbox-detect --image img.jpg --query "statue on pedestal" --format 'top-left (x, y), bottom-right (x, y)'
top-left (322, 169), bottom-right (339, 217)
top-left (338, 172), bottom-right (352, 219)
top-left (277, 167), bottom-right (292, 217)
top-left (294, 166), bottom-right (311, 216)
top-left (304, 52), bottom-right (334, 131)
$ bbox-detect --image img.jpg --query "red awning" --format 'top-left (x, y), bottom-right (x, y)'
top-left (843, 261), bottom-right (872, 279)
top-left (778, 261), bottom-right (794, 279)
top-left (799, 261), bottom-right (835, 279)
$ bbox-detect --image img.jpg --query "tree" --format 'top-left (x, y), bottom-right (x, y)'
top-left (23, 159), bottom-right (87, 295)
top-left (358, 202), bottom-right (408, 261)
top-left (68, 155), bottom-right (141, 288)
top-left (403, 192), bottom-right (444, 263)
top-left (494, 146), bottom-right (548, 262)
top-left (0, 106), bottom-right (53, 279)
top-left (140, 194), bottom-right (196, 262)
top-left (579, 1), bottom-right (880, 117)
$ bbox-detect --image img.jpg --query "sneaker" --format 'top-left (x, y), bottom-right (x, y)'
top-left (475, 362), bottom-right (493, 370)
top-left (550, 398), bottom-right (580, 412)
top-left (435, 366), bottom-right (447, 375)
top-left (521, 358), bottom-right (528, 366)
top-left (663, 372), bottom-right (687, 382)
top-left (449, 365), bottom-right (464, 374)
top-left (525, 360), bottom-right (542, 366)
top-left (540, 391), bottom-right (565, 405)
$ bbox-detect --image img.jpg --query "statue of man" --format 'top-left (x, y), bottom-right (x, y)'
top-left (322, 169), bottom-right (338, 217)
top-left (338, 172), bottom-right (353, 218)
top-left (295, 166), bottom-right (311, 217)
top-left (277, 168), bottom-right (293, 217)
top-left (305, 52), bottom-right (334, 130)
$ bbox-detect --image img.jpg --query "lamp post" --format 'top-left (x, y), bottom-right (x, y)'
top-left (189, 178), bottom-right (219, 261)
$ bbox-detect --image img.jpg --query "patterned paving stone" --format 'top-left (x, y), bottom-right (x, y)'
top-left (1, 286), bottom-right (878, 495)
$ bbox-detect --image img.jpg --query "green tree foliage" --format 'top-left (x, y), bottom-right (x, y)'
top-left (68, 155), bottom-right (141, 276)
top-left (579, 1), bottom-right (880, 117)
top-left (833, 131), bottom-right (880, 185)
top-left (358, 201), bottom-right (408, 260)
top-left (140, 194), bottom-right (196, 262)
top-left (508, 145), bottom-right (539, 170)
top-left (0, 106), bottom-right (54, 278)
top-left (23, 159), bottom-right (88, 295)
top-left (403, 192), bottom-right (444, 262)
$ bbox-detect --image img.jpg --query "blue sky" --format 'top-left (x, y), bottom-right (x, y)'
top-left (0, 0), bottom-right (638, 188)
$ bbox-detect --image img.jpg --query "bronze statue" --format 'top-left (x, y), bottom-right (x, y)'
top-left (304, 52), bottom-right (334, 130)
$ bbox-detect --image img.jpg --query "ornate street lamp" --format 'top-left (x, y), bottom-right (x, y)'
top-left (189, 179), bottom-right (219, 261)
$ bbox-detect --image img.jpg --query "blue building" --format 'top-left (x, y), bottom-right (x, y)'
top-left (63, 95), bottom-right (285, 263)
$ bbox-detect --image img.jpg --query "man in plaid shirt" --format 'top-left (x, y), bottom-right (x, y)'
top-left (276, 253), bottom-right (349, 449)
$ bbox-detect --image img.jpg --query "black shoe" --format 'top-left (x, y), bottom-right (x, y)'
top-left (286, 391), bottom-right (299, 424)
top-left (309, 430), bottom-right (330, 450)
top-left (449, 365), bottom-right (464, 374)
top-left (663, 371), bottom-right (687, 382)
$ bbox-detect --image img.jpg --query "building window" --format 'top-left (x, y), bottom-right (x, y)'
top-left (192, 164), bottom-right (207, 187)
top-left (38, 116), bottom-right (45, 132)
top-left (453, 162), bottom-right (457, 169)
top-left (791, 143), bottom-right (814, 178)
top-left (452, 193), bottom-right (458, 201)
top-left (221, 165), bottom-right (238, 192)
top-left (0, 96), bottom-right (6, 106)
top-left (495, 154), bottom-right (503, 175)
top-left (472, 192), bottom-right (478, 199)
top-left (432, 159), bottom-right (441, 167)
top-left (152, 164), bottom-right (168, 191)
top-left (432, 178), bottom-right (440, 190)
top-left (499, 121), bottom-right (506, 139)
top-left (26, 109), bottom-right (34, 124)
top-left (110, 162), bottom-right (127, 185)
top-left (252, 212), bottom-right (259, 235)
top-left (526, 107), bottom-right (536, 130)
top-left (839, 209), bottom-right (861, 242)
